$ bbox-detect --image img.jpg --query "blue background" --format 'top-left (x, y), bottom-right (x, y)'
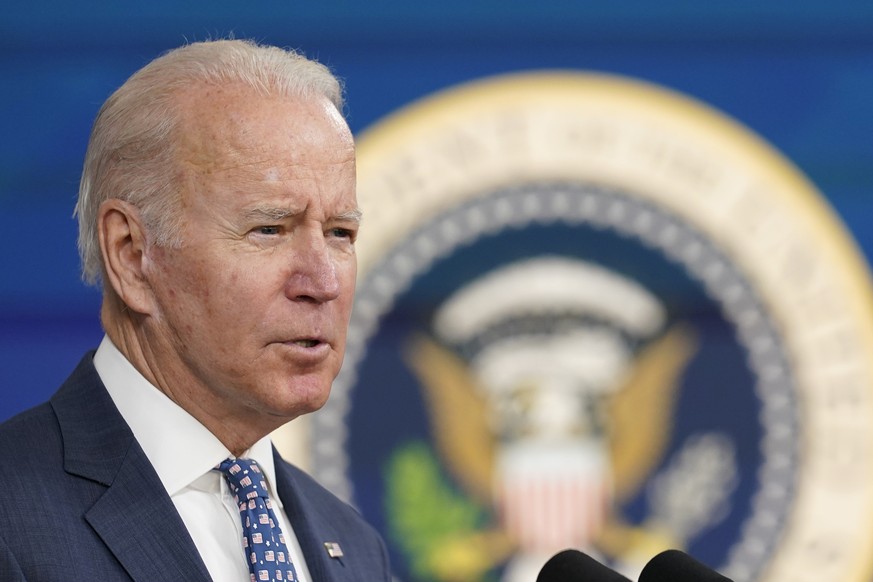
top-left (1, 1), bottom-right (871, 421)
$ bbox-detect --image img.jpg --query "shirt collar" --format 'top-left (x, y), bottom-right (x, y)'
top-left (93, 335), bottom-right (280, 500)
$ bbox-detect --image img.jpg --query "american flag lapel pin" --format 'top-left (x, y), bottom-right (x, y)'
top-left (324, 541), bottom-right (344, 558)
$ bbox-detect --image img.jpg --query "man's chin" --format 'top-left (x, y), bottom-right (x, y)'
top-left (273, 379), bottom-right (332, 417)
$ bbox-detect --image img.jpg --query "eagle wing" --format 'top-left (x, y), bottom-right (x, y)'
top-left (404, 334), bottom-right (496, 506)
top-left (608, 324), bottom-right (697, 502)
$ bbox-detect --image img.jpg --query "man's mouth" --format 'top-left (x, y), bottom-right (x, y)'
top-left (292, 339), bottom-right (321, 348)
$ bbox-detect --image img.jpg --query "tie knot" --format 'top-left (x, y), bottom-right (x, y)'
top-left (218, 457), bottom-right (269, 501)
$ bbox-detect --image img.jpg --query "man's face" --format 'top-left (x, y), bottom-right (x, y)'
top-left (142, 85), bottom-right (358, 431)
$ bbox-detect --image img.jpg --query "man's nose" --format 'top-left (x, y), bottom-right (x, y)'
top-left (285, 232), bottom-right (341, 303)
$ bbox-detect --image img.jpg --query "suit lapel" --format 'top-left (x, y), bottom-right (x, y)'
top-left (51, 355), bottom-right (211, 581)
top-left (274, 451), bottom-right (349, 582)
top-left (274, 456), bottom-right (334, 581)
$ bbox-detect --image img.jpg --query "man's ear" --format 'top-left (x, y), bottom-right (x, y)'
top-left (97, 199), bottom-right (157, 315)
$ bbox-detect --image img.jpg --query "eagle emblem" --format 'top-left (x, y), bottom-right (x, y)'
top-left (380, 256), bottom-right (736, 581)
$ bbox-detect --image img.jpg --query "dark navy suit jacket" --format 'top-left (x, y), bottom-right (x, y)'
top-left (0, 353), bottom-right (391, 581)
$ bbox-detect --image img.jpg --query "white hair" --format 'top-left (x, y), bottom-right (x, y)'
top-left (75, 39), bottom-right (345, 285)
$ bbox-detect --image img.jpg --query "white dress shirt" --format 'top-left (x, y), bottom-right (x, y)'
top-left (93, 335), bottom-right (312, 582)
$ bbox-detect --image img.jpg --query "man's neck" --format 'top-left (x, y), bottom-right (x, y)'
top-left (101, 302), bottom-right (284, 457)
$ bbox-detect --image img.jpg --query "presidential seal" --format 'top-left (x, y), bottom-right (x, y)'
top-left (310, 73), bottom-right (873, 582)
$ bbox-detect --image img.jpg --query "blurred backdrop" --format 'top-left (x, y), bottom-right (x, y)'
top-left (1, 3), bottom-right (872, 581)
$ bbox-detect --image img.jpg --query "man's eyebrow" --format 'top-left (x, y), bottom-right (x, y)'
top-left (242, 206), bottom-right (363, 223)
top-left (243, 206), bottom-right (299, 221)
top-left (335, 208), bottom-right (363, 224)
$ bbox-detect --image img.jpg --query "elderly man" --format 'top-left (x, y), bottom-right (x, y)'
top-left (0, 40), bottom-right (391, 581)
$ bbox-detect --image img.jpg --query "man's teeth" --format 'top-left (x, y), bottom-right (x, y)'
top-left (293, 339), bottom-right (319, 348)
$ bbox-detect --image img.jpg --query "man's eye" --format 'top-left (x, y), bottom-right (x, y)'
top-left (256, 226), bottom-right (281, 235)
top-left (330, 227), bottom-right (356, 241)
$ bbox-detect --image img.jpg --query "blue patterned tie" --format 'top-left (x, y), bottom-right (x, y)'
top-left (218, 458), bottom-right (298, 582)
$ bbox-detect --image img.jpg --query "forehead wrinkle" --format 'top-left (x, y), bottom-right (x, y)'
top-left (184, 156), bottom-right (353, 185)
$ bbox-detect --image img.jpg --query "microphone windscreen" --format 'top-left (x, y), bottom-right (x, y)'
top-left (537, 549), bottom-right (631, 582)
top-left (639, 549), bottom-right (733, 582)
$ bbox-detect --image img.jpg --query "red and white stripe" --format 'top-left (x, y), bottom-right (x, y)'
top-left (496, 442), bottom-right (611, 554)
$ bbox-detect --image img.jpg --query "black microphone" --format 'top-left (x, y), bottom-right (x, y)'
top-left (639, 549), bottom-right (734, 582)
top-left (537, 549), bottom-right (631, 582)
